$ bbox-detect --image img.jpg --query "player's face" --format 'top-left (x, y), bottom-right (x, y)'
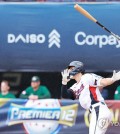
top-left (31, 81), bottom-right (40, 89)
top-left (1, 82), bottom-right (10, 92)
top-left (69, 66), bottom-right (75, 71)
top-left (69, 67), bottom-right (76, 79)
top-left (69, 66), bottom-right (82, 80)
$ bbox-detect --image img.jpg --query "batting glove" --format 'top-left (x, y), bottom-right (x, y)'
top-left (61, 69), bottom-right (70, 85)
top-left (111, 70), bottom-right (120, 82)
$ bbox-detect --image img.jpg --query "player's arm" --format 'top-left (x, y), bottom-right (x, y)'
top-left (61, 85), bottom-right (76, 100)
top-left (100, 70), bottom-right (120, 87)
top-left (20, 92), bottom-right (29, 99)
top-left (19, 88), bottom-right (30, 99)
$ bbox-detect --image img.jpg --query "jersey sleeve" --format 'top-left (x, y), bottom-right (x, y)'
top-left (61, 85), bottom-right (76, 100)
top-left (19, 87), bottom-right (30, 99)
top-left (69, 83), bottom-right (84, 99)
top-left (90, 73), bottom-right (104, 87)
top-left (80, 73), bottom-right (103, 87)
top-left (38, 86), bottom-right (51, 99)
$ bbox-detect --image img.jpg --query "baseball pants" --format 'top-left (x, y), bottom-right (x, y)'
top-left (89, 102), bottom-right (113, 134)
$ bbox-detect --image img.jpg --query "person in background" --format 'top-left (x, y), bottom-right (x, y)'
top-left (114, 85), bottom-right (120, 100)
top-left (20, 76), bottom-right (51, 100)
top-left (0, 80), bottom-right (16, 98)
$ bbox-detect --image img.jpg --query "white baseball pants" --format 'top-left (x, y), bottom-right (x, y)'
top-left (89, 102), bottom-right (113, 134)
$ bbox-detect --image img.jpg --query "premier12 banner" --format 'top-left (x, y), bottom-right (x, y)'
top-left (0, 99), bottom-right (120, 134)
top-left (0, 3), bottom-right (120, 72)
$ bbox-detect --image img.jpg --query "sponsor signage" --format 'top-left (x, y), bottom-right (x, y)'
top-left (0, 99), bottom-right (119, 134)
top-left (0, 3), bottom-right (120, 71)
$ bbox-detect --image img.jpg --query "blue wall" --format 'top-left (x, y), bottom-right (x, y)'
top-left (0, 3), bottom-right (120, 72)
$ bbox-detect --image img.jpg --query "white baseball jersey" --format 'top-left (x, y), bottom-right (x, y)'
top-left (69, 73), bottom-right (104, 110)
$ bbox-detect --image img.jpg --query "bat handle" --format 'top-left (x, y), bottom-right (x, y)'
top-left (96, 21), bottom-right (120, 40)
top-left (111, 32), bottom-right (120, 40)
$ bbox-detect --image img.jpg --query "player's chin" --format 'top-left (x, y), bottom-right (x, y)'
top-left (70, 75), bottom-right (75, 79)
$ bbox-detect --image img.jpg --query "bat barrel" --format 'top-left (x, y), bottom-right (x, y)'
top-left (74, 4), bottom-right (97, 23)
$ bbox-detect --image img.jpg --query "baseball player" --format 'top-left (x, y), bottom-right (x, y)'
top-left (61, 61), bottom-right (120, 134)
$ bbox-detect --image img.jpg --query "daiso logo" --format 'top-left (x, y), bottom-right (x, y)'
top-left (7, 29), bottom-right (61, 48)
top-left (8, 34), bottom-right (46, 44)
top-left (75, 31), bottom-right (120, 48)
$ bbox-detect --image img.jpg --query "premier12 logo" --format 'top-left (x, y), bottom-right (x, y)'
top-left (6, 99), bottom-right (78, 134)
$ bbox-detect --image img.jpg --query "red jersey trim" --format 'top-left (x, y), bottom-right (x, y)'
top-left (89, 86), bottom-right (99, 102)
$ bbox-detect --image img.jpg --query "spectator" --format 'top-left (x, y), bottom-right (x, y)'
top-left (20, 76), bottom-right (51, 100)
top-left (0, 80), bottom-right (16, 98)
top-left (114, 85), bottom-right (120, 100)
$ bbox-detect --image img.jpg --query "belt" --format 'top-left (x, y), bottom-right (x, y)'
top-left (89, 102), bottom-right (105, 113)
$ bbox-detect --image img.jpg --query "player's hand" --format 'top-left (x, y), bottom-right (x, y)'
top-left (29, 95), bottom-right (38, 100)
top-left (111, 70), bottom-right (120, 82)
top-left (61, 69), bottom-right (70, 85)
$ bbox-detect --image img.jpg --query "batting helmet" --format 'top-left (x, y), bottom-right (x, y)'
top-left (68, 61), bottom-right (85, 77)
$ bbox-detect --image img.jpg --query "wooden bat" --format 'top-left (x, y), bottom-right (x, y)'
top-left (74, 4), bottom-right (120, 40)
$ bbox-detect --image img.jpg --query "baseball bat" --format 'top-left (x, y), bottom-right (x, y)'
top-left (74, 4), bottom-right (120, 40)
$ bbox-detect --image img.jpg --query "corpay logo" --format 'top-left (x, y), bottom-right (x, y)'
top-left (7, 29), bottom-right (61, 48)
top-left (75, 31), bottom-right (120, 48)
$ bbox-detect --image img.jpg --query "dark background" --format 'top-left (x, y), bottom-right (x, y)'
top-left (0, 71), bottom-right (119, 99)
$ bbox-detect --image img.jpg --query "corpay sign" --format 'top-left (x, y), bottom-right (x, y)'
top-left (75, 31), bottom-right (120, 48)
